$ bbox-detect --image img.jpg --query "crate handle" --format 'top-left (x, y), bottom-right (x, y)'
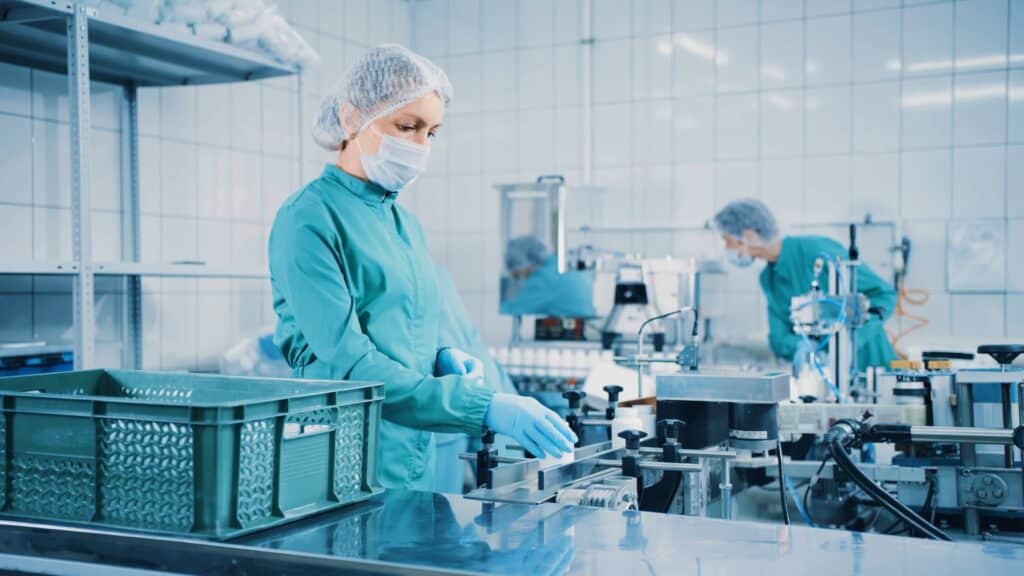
top-left (282, 407), bottom-right (340, 440)
top-left (283, 421), bottom-right (336, 439)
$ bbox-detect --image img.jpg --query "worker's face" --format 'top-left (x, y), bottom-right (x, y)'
top-left (511, 266), bottom-right (535, 281)
top-left (722, 230), bottom-right (764, 259)
top-left (353, 92), bottom-right (444, 154)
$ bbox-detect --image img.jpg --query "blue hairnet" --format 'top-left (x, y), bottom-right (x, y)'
top-left (312, 44), bottom-right (453, 151)
top-left (505, 236), bottom-right (551, 272)
top-left (712, 198), bottom-right (779, 242)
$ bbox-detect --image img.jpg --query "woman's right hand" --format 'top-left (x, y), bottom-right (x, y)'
top-left (484, 393), bottom-right (577, 458)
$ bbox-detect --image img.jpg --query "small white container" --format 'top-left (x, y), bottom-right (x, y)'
top-left (610, 406), bottom-right (656, 448)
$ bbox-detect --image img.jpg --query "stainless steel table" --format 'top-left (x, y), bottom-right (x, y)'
top-left (0, 490), bottom-right (1020, 575)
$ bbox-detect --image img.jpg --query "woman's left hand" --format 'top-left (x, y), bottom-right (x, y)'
top-left (436, 347), bottom-right (484, 380)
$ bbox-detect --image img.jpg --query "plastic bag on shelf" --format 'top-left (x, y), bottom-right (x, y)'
top-left (157, 0), bottom-right (207, 24)
top-left (100, 0), bottom-right (320, 69)
top-left (193, 21), bottom-right (228, 41)
top-left (78, 0), bottom-right (134, 13)
top-left (257, 12), bottom-right (319, 67)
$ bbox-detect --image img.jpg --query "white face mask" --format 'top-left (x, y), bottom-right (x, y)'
top-left (726, 248), bottom-right (754, 268)
top-left (357, 128), bottom-right (430, 192)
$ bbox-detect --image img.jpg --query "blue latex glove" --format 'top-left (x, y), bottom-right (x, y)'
top-left (484, 393), bottom-right (577, 458)
top-left (436, 347), bottom-right (484, 379)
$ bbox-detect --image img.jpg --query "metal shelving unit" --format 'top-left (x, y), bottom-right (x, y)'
top-left (0, 0), bottom-right (298, 369)
top-left (0, 262), bottom-right (81, 275)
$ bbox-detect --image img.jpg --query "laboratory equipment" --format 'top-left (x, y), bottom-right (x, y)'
top-left (600, 262), bottom-right (664, 351)
top-left (789, 226), bottom-right (880, 401)
top-left (473, 309), bottom-right (1024, 544)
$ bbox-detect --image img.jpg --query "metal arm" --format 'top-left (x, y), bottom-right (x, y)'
top-left (636, 307), bottom-right (700, 397)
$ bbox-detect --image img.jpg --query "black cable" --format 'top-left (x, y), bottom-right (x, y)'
top-left (802, 454), bottom-right (831, 527)
top-left (827, 435), bottom-right (951, 541)
top-left (776, 438), bottom-right (790, 525)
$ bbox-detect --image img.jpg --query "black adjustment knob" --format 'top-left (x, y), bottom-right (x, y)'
top-left (657, 419), bottom-right (686, 444)
top-left (1014, 426), bottom-right (1024, 451)
top-left (618, 429), bottom-right (648, 451)
top-left (481, 428), bottom-right (495, 445)
top-left (563, 389), bottom-right (586, 410)
top-left (603, 385), bottom-right (623, 420)
top-left (978, 344), bottom-right (1024, 367)
top-left (603, 385), bottom-right (623, 403)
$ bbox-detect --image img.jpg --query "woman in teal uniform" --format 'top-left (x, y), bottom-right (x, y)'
top-left (268, 45), bottom-right (575, 490)
top-left (499, 236), bottom-right (596, 318)
top-left (712, 199), bottom-right (898, 371)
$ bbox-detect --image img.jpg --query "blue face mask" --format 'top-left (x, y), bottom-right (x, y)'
top-left (357, 128), bottom-right (430, 192)
top-left (726, 248), bottom-right (754, 268)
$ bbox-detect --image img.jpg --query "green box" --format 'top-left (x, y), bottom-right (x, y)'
top-left (0, 369), bottom-right (383, 540)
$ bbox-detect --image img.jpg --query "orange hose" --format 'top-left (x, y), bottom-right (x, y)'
top-left (887, 278), bottom-right (930, 359)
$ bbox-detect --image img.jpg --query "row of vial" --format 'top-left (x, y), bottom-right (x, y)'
top-left (488, 346), bottom-right (615, 378)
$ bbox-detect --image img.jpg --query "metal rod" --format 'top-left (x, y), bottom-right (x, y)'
top-left (580, 0), bottom-right (592, 184)
top-left (457, 454), bottom-right (525, 465)
top-left (848, 262), bottom-right (858, 391)
top-left (720, 459), bottom-right (732, 520)
top-left (636, 307), bottom-right (696, 397)
top-left (1002, 383), bottom-right (1014, 467)
top-left (957, 379), bottom-right (980, 536)
top-left (639, 447), bottom-right (738, 459)
top-left (909, 426), bottom-right (1016, 445)
top-left (123, 85), bottom-right (142, 369)
top-left (1019, 382), bottom-right (1023, 504)
top-left (594, 459), bottom-right (702, 473)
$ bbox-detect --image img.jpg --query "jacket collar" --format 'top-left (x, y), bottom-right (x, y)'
top-left (321, 163), bottom-right (399, 205)
top-left (768, 236), bottom-right (797, 276)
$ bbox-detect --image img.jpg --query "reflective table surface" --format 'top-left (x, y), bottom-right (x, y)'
top-left (0, 490), bottom-right (1021, 575)
top-left (239, 490), bottom-right (1023, 575)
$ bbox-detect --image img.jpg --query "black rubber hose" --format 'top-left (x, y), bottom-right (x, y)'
top-left (827, 435), bottom-right (951, 541)
top-left (776, 439), bottom-right (791, 525)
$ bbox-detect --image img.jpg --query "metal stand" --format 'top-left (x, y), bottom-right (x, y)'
top-left (956, 378), bottom-right (980, 534)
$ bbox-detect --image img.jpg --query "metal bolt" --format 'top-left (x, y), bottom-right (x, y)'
top-left (983, 476), bottom-right (994, 486)
top-left (993, 489), bottom-right (1004, 499)
top-left (977, 489), bottom-right (988, 499)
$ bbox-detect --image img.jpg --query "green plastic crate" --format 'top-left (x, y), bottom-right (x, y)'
top-left (0, 369), bottom-right (383, 540)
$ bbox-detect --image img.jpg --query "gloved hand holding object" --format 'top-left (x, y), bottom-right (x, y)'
top-left (436, 347), bottom-right (484, 380)
top-left (485, 394), bottom-right (578, 458)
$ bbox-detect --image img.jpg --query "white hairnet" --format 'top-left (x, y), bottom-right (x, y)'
top-left (505, 236), bottom-right (551, 272)
top-left (312, 44), bottom-right (453, 151)
top-left (712, 198), bottom-right (779, 242)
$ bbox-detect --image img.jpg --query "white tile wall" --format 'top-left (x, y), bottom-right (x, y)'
top-left (408, 0), bottom-right (1020, 350)
top-left (1, 0), bottom-right (1018, 364)
top-left (0, 0), bottom-right (410, 369)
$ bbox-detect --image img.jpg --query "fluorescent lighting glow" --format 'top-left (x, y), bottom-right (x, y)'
top-left (674, 34), bottom-right (728, 65)
top-left (761, 65), bottom-right (786, 81)
top-left (899, 53), bottom-right (1024, 73)
top-left (765, 94), bottom-right (794, 110)
top-left (902, 83), bottom-right (1009, 108)
top-left (656, 38), bottom-right (673, 56)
